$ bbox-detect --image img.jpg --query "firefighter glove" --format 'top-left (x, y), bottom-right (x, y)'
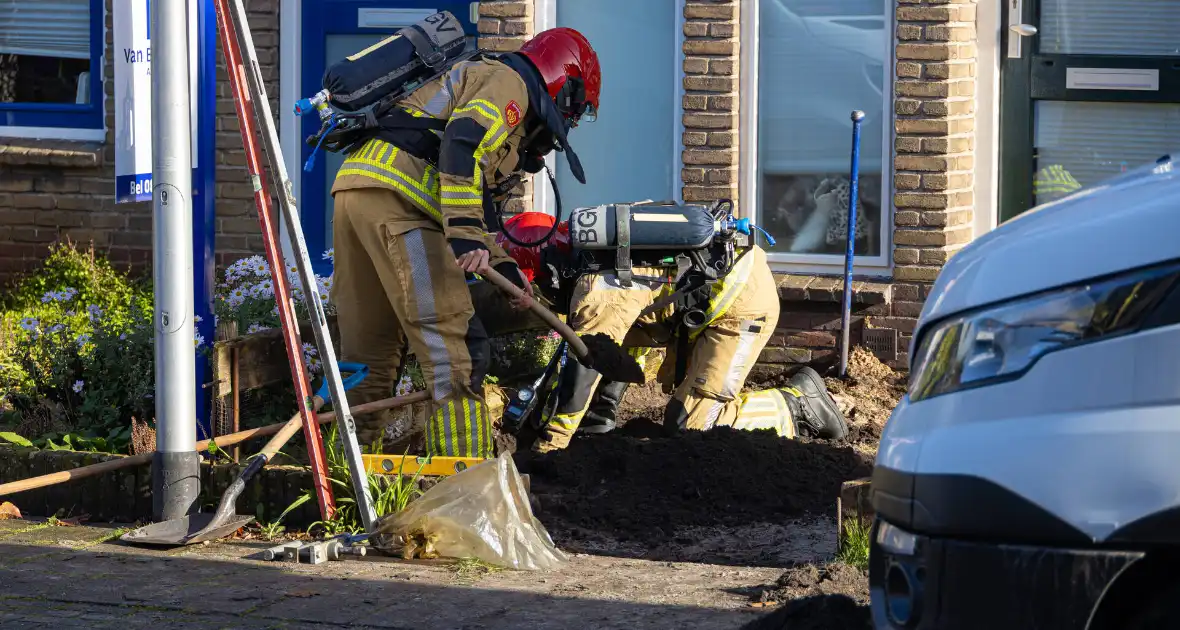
top-left (449, 238), bottom-right (488, 259)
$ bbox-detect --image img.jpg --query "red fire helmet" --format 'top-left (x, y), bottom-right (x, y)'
top-left (517, 27), bottom-right (601, 122)
top-left (495, 212), bottom-right (570, 283)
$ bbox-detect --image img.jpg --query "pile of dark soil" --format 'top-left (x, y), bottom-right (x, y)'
top-left (513, 426), bottom-right (873, 547)
top-left (742, 594), bottom-right (871, 630)
top-left (755, 562), bottom-right (870, 604)
top-left (743, 563), bottom-right (871, 629)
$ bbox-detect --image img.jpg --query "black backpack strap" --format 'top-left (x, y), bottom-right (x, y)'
top-left (402, 24), bottom-right (447, 69)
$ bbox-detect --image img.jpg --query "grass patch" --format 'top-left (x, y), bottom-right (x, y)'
top-left (836, 518), bottom-right (871, 571)
top-left (451, 557), bottom-right (505, 583)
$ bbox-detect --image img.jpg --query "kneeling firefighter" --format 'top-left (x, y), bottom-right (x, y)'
top-left (495, 207), bottom-right (850, 453)
top-left (306, 14), bottom-right (602, 454)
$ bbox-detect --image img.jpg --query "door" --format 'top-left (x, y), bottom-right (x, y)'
top-left (550, 0), bottom-right (679, 215)
top-left (300, 0), bottom-right (476, 272)
top-left (999, 0), bottom-right (1180, 223)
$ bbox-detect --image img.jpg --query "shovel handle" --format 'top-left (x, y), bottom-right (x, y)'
top-left (479, 266), bottom-right (590, 359)
top-left (0, 390), bottom-right (431, 499)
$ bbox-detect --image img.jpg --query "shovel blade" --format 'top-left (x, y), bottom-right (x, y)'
top-left (579, 333), bottom-right (645, 383)
top-left (120, 513), bottom-right (255, 547)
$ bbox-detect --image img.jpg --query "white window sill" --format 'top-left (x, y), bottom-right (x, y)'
top-left (0, 127), bottom-right (106, 143)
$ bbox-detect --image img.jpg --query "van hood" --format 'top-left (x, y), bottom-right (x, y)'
top-left (919, 154), bottom-right (1180, 328)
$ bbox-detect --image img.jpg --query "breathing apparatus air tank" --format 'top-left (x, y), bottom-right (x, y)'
top-left (566, 201), bottom-right (718, 251)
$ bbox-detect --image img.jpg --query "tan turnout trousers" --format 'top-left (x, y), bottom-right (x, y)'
top-left (535, 246), bottom-right (791, 451)
top-left (331, 188), bottom-right (494, 457)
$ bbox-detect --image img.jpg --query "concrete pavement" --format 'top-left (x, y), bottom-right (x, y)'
top-left (0, 518), bottom-right (785, 629)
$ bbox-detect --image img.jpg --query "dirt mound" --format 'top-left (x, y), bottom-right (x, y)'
top-left (756, 562), bottom-right (870, 604)
top-left (823, 347), bottom-right (907, 447)
top-left (514, 427), bottom-right (873, 548)
top-left (743, 562), bottom-right (871, 629)
top-left (742, 594), bottom-right (871, 630)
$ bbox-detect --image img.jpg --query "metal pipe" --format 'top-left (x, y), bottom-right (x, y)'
top-left (839, 110), bottom-right (866, 379)
top-left (151, 0), bottom-right (201, 521)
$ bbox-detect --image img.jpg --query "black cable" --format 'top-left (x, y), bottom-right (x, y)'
top-left (495, 164), bottom-right (563, 248)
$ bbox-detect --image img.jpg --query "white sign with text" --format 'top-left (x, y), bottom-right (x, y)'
top-left (114, 0), bottom-right (201, 203)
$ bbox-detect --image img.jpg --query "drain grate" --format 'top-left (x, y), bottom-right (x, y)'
top-left (862, 327), bottom-right (898, 360)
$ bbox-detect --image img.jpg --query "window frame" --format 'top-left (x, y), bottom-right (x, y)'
top-left (739, 0), bottom-right (896, 275)
top-left (0, 0), bottom-right (107, 141)
top-left (532, 0), bottom-right (686, 215)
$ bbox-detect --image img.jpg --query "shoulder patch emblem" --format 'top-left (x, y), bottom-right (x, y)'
top-left (505, 100), bottom-right (522, 128)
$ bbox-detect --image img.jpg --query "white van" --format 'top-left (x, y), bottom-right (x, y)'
top-left (869, 154), bottom-right (1180, 629)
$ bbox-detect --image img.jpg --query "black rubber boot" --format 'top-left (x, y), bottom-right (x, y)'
top-left (782, 366), bottom-right (849, 440)
top-left (578, 380), bottom-right (630, 434)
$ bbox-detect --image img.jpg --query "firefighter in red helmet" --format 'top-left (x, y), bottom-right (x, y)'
top-left (329, 28), bottom-right (600, 454)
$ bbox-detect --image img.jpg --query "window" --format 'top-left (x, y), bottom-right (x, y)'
top-left (0, 0), bottom-right (104, 136)
top-left (745, 0), bottom-right (892, 267)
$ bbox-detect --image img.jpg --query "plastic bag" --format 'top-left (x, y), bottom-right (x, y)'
top-left (374, 453), bottom-right (568, 571)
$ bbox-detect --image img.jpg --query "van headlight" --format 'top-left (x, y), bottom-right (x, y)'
top-left (908, 262), bottom-right (1180, 403)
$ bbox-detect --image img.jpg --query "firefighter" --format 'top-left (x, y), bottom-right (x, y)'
top-left (329, 28), bottom-right (602, 455)
top-left (495, 212), bottom-right (850, 453)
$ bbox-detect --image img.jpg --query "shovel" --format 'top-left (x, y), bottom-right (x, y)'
top-left (479, 267), bottom-right (644, 384)
top-left (121, 363), bottom-right (371, 547)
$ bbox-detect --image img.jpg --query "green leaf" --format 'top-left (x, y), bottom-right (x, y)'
top-left (0, 432), bottom-right (33, 447)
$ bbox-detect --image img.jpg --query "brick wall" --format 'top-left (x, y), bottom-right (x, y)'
top-left (475, 0), bottom-right (535, 214)
top-left (681, 0), bottom-right (740, 208)
top-left (888, 0), bottom-right (978, 360)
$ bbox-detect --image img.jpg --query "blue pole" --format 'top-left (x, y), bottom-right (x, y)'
top-left (839, 110), bottom-right (865, 378)
top-left (193, 0), bottom-right (218, 440)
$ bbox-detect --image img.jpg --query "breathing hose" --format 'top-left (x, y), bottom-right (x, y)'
top-left (495, 164), bottom-right (564, 248)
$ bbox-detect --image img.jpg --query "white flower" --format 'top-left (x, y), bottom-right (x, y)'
top-left (322, 248), bottom-right (334, 261)
top-left (19, 317), bottom-right (38, 332)
top-left (395, 374), bottom-right (414, 397)
top-left (227, 294), bottom-right (245, 309)
top-left (305, 355), bottom-right (322, 374)
top-left (194, 332), bottom-right (205, 348)
top-left (246, 323), bottom-right (270, 335)
top-left (252, 257), bottom-right (270, 277)
top-left (194, 314), bottom-right (203, 323)
top-left (271, 304), bottom-right (279, 316)
top-left (72, 380), bottom-right (84, 393)
top-left (302, 342), bottom-right (318, 357)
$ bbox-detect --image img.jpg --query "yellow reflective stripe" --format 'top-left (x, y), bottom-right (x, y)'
top-left (454, 99), bottom-right (503, 126)
top-left (690, 250), bottom-right (756, 340)
top-left (444, 99), bottom-right (510, 198)
top-left (548, 412), bottom-right (581, 431)
top-left (337, 167), bottom-right (444, 222)
top-left (448, 400), bottom-right (458, 457)
top-left (463, 399), bottom-right (473, 458)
